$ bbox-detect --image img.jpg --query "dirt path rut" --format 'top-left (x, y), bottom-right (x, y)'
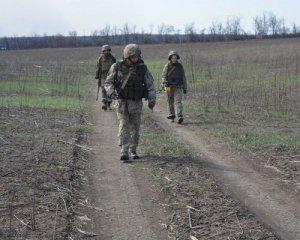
top-left (85, 100), bottom-right (299, 240)
top-left (152, 105), bottom-right (300, 240)
top-left (85, 102), bottom-right (167, 240)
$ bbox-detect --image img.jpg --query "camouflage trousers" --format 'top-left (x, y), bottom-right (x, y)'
top-left (166, 86), bottom-right (184, 118)
top-left (115, 99), bottom-right (143, 154)
top-left (101, 86), bottom-right (112, 104)
top-left (99, 78), bottom-right (112, 104)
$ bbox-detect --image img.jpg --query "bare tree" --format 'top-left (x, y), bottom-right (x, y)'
top-left (185, 22), bottom-right (197, 42)
top-left (292, 23), bottom-right (299, 35)
top-left (157, 24), bottom-right (166, 42)
top-left (269, 12), bottom-right (281, 36)
top-left (279, 18), bottom-right (289, 35)
top-left (253, 12), bottom-right (269, 37)
top-left (122, 23), bottom-right (131, 44)
top-left (164, 25), bottom-right (175, 42)
top-left (100, 25), bottom-right (111, 44)
top-left (225, 17), bottom-right (243, 38)
top-left (209, 20), bottom-right (224, 35)
top-left (90, 30), bottom-right (100, 46)
top-left (69, 31), bottom-right (78, 47)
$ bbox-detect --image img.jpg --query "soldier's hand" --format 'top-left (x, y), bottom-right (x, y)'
top-left (183, 89), bottom-right (187, 94)
top-left (110, 91), bottom-right (118, 100)
top-left (148, 100), bottom-right (156, 111)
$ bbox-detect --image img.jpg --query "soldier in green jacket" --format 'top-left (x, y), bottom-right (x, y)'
top-left (161, 51), bottom-right (187, 124)
top-left (95, 44), bottom-right (116, 110)
top-left (105, 44), bottom-right (156, 161)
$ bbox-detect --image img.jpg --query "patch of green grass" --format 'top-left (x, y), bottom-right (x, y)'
top-left (184, 99), bottom-right (220, 113)
top-left (66, 123), bottom-right (91, 133)
top-left (185, 62), bottom-right (299, 92)
top-left (260, 109), bottom-right (300, 122)
top-left (140, 111), bottom-right (192, 156)
top-left (140, 130), bottom-right (191, 156)
top-left (0, 95), bottom-right (85, 110)
top-left (146, 59), bottom-right (166, 89)
top-left (210, 126), bottom-right (300, 150)
top-left (0, 81), bottom-right (85, 96)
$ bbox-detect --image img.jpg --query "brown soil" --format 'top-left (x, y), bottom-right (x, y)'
top-left (0, 107), bottom-right (88, 239)
top-left (81, 97), bottom-right (299, 240)
top-left (151, 101), bottom-right (300, 240)
top-left (83, 101), bottom-right (168, 240)
top-left (1, 99), bottom-right (298, 240)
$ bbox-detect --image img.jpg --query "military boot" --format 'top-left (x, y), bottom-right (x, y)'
top-left (130, 150), bottom-right (140, 160)
top-left (120, 153), bottom-right (129, 161)
top-left (120, 148), bottom-right (129, 161)
top-left (107, 102), bottom-right (112, 110)
top-left (177, 117), bottom-right (183, 124)
top-left (102, 103), bottom-right (107, 111)
top-left (167, 115), bottom-right (175, 123)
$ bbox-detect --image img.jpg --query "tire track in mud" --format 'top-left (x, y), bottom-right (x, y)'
top-left (152, 105), bottom-right (300, 240)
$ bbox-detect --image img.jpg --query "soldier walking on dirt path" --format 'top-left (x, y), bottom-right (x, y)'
top-left (95, 44), bottom-right (116, 111)
top-left (105, 44), bottom-right (156, 161)
top-left (161, 51), bottom-right (187, 124)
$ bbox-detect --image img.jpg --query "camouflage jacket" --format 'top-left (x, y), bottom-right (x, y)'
top-left (161, 62), bottom-right (187, 90)
top-left (104, 60), bottom-right (156, 104)
top-left (95, 54), bottom-right (116, 80)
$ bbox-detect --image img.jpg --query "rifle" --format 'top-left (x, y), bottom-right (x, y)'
top-left (96, 73), bottom-right (101, 101)
top-left (96, 85), bottom-right (100, 101)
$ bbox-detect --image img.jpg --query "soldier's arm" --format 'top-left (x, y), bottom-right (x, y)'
top-left (182, 66), bottom-right (187, 91)
top-left (145, 69), bottom-right (156, 103)
top-left (161, 64), bottom-right (168, 86)
top-left (104, 63), bottom-right (118, 97)
top-left (95, 56), bottom-right (102, 79)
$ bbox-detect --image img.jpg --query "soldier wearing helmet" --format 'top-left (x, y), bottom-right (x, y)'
top-left (105, 44), bottom-right (156, 161)
top-left (161, 50), bottom-right (187, 124)
top-left (95, 44), bottom-right (116, 110)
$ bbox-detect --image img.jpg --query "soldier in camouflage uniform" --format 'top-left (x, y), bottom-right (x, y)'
top-left (105, 44), bottom-right (156, 161)
top-left (161, 51), bottom-right (187, 124)
top-left (95, 44), bottom-right (116, 110)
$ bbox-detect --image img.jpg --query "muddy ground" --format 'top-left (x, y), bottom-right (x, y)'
top-left (0, 107), bottom-right (89, 239)
top-left (137, 113), bottom-right (278, 240)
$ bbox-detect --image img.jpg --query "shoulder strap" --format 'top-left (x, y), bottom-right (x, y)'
top-left (168, 64), bottom-right (177, 76)
top-left (120, 67), bottom-right (134, 90)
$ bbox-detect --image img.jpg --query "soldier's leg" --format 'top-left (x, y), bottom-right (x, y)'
top-left (116, 104), bottom-right (130, 159)
top-left (166, 88), bottom-right (175, 121)
top-left (101, 86), bottom-right (108, 110)
top-left (174, 88), bottom-right (184, 124)
top-left (107, 95), bottom-right (112, 110)
top-left (129, 112), bottom-right (141, 158)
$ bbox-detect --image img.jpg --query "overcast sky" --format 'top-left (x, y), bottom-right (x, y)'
top-left (1, 0), bottom-right (300, 37)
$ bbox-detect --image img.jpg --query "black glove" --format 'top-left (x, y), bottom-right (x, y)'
top-left (148, 100), bottom-right (156, 110)
top-left (183, 89), bottom-right (187, 94)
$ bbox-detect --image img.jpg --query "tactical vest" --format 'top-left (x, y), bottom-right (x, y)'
top-left (101, 55), bottom-right (115, 78)
top-left (115, 62), bottom-right (148, 100)
top-left (166, 63), bottom-right (184, 86)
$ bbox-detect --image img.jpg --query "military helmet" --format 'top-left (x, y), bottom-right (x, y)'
top-left (102, 44), bottom-right (111, 52)
top-left (168, 50), bottom-right (180, 60)
top-left (123, 44), bottom-right (140, 59)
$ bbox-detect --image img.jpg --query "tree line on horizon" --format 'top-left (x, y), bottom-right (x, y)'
top-left (1, 12), bottom-right (300, 50)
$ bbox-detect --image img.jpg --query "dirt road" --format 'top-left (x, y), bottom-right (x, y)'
top-left (152, 104), bottom-right (300, 240)
top-left (85, 100), bottom-right (299, 240)
top-left (85, 101), bottom-right (168, 240)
